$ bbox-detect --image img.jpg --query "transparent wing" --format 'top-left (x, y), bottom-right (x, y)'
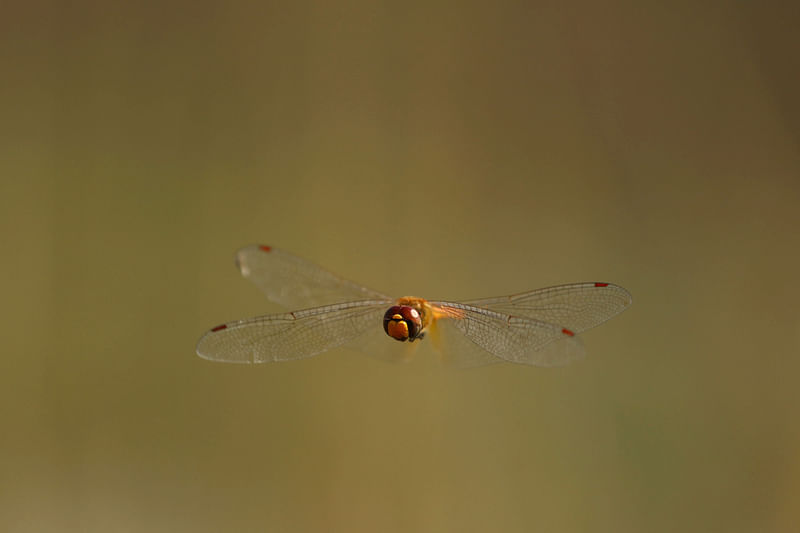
top-left (234, 245), bottom-right (390, 309)
top-left (429, 302), bottom-right (588, 367)
top-left (464, 282), bottom-right (632, 334)
top-left (426, 318), bottom-right (508, 368)
top-left (196, 300), bottom-right (391, 363)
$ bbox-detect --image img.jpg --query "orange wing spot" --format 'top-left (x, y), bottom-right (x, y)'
top-left (259, 245), bottom-right (272, 252)
top-left (561, 328), bottom-right (575, 337)
top-left (594, 282), bottom-right (608, 287)
top-left (211, 324), bottom-right (228, 332)
top-left (387, 320), bottom-right (409, 340)
top-left (433, 305), bottom-right (466, 320)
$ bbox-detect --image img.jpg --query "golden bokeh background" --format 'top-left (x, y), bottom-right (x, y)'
top-left (3, 2), bottom-right (799, 531)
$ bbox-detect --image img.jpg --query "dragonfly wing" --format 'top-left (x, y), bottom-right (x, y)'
top-left (427, 318), bottom-right (506, 368)
top-left (235, 245), bottom-right (391, 309)
top-left (463, 282), bottom-right (632, 335)
top-left (196, 300), bottom-right (391, 363)
top-left (430, 302), bottom-right (586, 367)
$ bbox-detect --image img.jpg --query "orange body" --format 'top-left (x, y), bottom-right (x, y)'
top-left (383, 297), bottom-right (467, 341)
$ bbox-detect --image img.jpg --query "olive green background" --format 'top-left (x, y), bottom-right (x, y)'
top-left (2, 2), bottom-right (799, 532)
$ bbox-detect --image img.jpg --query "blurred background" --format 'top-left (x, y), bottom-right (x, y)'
top-left (2, 1), bottom-right (799, 531)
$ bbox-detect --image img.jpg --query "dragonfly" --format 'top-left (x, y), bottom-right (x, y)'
top-left (196, 245), bottom-right (632, 367)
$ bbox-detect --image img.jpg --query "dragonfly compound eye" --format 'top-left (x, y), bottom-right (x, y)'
top-left (383, 305), bottom-right (422, 341)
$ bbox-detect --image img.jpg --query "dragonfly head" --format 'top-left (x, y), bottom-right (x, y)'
top-left (383, 305), bottom-right (423, 342)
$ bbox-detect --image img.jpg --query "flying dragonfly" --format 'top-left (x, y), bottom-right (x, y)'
top-left (196, 245), bottom-right (632, 367)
